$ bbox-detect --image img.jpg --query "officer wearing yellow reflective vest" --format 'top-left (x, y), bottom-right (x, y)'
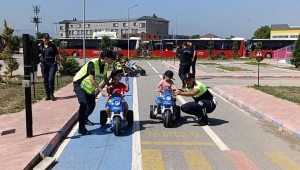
top-left (175, 73), bottom-right (217, 126)
top-left (73, 50), bottom-right (115, 135)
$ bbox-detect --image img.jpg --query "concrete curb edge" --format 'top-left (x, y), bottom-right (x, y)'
top-left (211, 87), bottom-right (300, 141)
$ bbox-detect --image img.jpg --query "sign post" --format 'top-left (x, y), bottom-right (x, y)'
top-left (255, 50), bottom-right (263, 87)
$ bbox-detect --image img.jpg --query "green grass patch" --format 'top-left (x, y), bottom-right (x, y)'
top-left (244, 61), bottom-right (269, 66)
top-left (198, 62), bottom-right (220, 65)
top-left (217, 66), bottom-right (249, 71)
top-left (0, 75), bottom-right (73, 115)
top-left (251, 85), bottom-right (300, 105)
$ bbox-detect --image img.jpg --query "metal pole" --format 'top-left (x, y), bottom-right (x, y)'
top-left (174, 14), bottom-right (178, 66)
top-left (23, 34), bottom-right (33, 138)
top-left (83, 0), bottom-right (86, 64)
top-left (127, 8), bottom-right (129, 59)
top-left (258, 62), bottom-right (260, 87)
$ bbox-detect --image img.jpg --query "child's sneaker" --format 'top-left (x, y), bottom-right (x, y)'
top-left (106, 118), bottom-right (111, 125)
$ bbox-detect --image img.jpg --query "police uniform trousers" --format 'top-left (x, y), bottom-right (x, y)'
top-left (181, 100), bottom-right (216, 122)
top-left (42, 60), bottom-right (57, 95)
top-left (178, 62), bottom-right (192, 87)
top-left (73, 83), bottom-right (96, 123)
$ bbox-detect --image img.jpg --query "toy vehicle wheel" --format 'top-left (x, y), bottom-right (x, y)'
top-left (113, 116), bottom-right (121, 136)
top-left (175, 105), bottom-right (181, 120)
top-left (150, 105), bottom-right (156, 119)
top-left (135, 70), bottom-right (140, 76)
top-left (100, 110), bottom-right (107, 126)
top-left (163, 110), bottom-right (172, 128)
top-left (140, 70), bottom-right (146, 76)
top-left (129, 71), bottom-right (135, 77)
top-left (127, 110), bottom-right (134, 125)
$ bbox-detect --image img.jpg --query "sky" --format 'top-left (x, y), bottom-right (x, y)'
top-left (0, 0), bottom-right (299, 39)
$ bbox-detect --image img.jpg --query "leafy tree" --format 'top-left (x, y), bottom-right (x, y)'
top-left (251, 41), bottom-right (263, 59)
top-left (36, 32), bottom-right (43, 39)
top-left (0, 19), bottom-right (14, 53)
top-left (232, 41), bottom-right (240, 59)
top-left (190, 34), bottom-right (200, 39)
top-left (206, 40), bottom-right (215, 60)
top-left (253, 26), bottom-right (271, 39)
top-left (59, 43), bottom-right (80, 76)
top-left (29, 34), bottom-right (35, 41)
top-left (135, 42), bottom-right (147, 57)
top-left (226, 35), bottom-right (235, 39)
top-left (290, 35), bottom-right (300, 68)
top-left (11, 35), bottom-right (21, 51)
top-left (99, 36), bottom-right (117, 50)
top-left (51, 38), bottom-right (60, 47)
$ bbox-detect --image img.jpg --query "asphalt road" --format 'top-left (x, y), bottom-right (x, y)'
top-left (49, 60), bottom-right (300, 170)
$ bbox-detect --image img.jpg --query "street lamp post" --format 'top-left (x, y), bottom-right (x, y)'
top-left (127, 4), bottom-right (138, 59)
top-left (83, 0), bottom-right (86, 64)
top-left (53, 22), bottom-right (58, 38)
top-left (174, 14), bottom-right (179, 66)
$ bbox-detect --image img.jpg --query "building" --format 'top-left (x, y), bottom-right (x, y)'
top-left (271, 24), bottom-right (300, 39)
top-left (200, 33), bottom-right (220, 38)
top-left (58, 14), bottom-right (189, 41)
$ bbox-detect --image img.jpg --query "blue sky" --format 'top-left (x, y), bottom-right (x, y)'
top-left (0, 0), bottom-right (299, 38)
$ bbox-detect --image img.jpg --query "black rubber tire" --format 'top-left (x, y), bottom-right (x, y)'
top-left (113, 117), bottom-right (121, 136)
top-left (150, 105), bottom-right (156, 119)
top-left (140, 70), bottom-right (146, 76)
top-left (100, 110), bottom-right (107, 126)
top-left (163, 110), bottom-right (172, 128)
top-left (175, 105), bottom-right (181, 120)
top-left (127, 110), bottom-right (134, 125)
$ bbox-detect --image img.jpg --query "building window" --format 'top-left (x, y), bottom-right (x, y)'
top-left (77, 24), bottom-right (81, 28)
top-left (60, 26), bottom-right (64, 30)
top-left (60, 33), bottom-right (63, 37)
top-left (121, 29), bottom-right (128, 33)
top-left (154, 36), bottom-right (157, 38)
top-left (139, 23), bottom-right (146, 28)
top-left (113, 23), bottom-right (118, 27)
top-left (148, 35), bottom-right (151, 38)
top-left (123, 23), bottom-right (128, 27)
top-left (290, 35), bottom-right (299, 38)
top-left (134, 22), bottom-right (138, 26)
top-left (86, 24), bottom-right (90, 28)
top-left (123, 35), bottom-right (126, 38)
top-left (68, 31), bottom-right (72, 35)
top-left (69, 25), bottom-right (73, 28)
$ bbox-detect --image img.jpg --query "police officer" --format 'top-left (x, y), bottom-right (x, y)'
top-left (175, 73), bottom-right (217, 126)
top-left (187, 42), bottom-right (197, 77)
top-left (176, 42), bottom-right (192, 88)
top-left (40, 33), bottom-right (64, 101)
top-left (73, 50), bottom-right (115, 135)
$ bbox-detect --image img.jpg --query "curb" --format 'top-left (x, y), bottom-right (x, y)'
top-left (211, 87), bottom-right (300, 141)
top-left (25, 75), bottom-right (111, 170)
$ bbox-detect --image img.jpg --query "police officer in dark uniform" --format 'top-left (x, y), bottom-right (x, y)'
top-left (187, 42), bottom-right (197, 77)
top-left (176, 42), bottom-right (193, 88)
top-left (40, 33), bottom-right (64, 101)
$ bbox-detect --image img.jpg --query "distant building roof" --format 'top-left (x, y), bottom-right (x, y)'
top-left (58, 14), bottom-right (169, 24)
top-left (271, 24), bottom-right (300, 30)
top-left (200, 33), bottom-right (220, 38)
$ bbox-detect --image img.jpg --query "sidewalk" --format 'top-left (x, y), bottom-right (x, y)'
top-left (211, 85), bottom-right (300, 140)
top-left (0, 83), bottom-right (79, 170)
top-left (163, 61), bottom-right (300, 78)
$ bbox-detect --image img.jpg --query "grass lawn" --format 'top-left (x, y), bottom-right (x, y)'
top-left (251, 85), bottom-right (300, 104)
top-left (217, 66), bottom-right (249, 71)
top-left (0, 75), bottom-right (73, 115)
top-left (244, 61), bottom-right (269, 66)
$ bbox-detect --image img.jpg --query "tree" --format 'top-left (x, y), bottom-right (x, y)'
top-left (290, 35), bottom-right (300, 68)
top-left (135, 42), bottom-right (147, 57)
top-left (3, 51), bottom-right (20, 77)
top-left (253, 26), bottom-right (271, 39)
top-left (0, 19), bottom-right (14, 53)
top-left (206, 40), bottom-right (215, 60)
top-left (11, 35), bottom-right (21, 51)
top-left (226, 35), bottom-right (235, 39)
top-left (99, 36), bottom-right (117, 50)
top-left (190, 34), bottom-right (200, 39)
top-left (251, 41), bottom-right (263, 59)
top-left (36, 32), bottom-right (43, 39)
top-left (232, 41), bottom-right (240, 59)
top-left (59, 43), bottom-right (81, 76)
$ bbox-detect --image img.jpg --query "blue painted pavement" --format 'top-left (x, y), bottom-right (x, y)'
top-left (52, 70), bottom-right (134, 170)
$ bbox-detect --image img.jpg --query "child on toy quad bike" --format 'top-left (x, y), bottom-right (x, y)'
top-left (155, 70), bottom-right (179, 117)
top-left (106, 69), bottom-right (130, 125)
top-left (113, 57), bottom-right (126, 75)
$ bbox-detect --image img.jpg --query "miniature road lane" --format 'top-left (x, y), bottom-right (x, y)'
top-left (137, 60), bottom-right (300, 170)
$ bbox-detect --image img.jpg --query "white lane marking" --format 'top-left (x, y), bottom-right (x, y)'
top-left (176, 95), bottom-right (231, 152)
top-left (147, 61), bottom-right (159, 73)
top-left (159, 75), bottom-right (163, 79)
top-left (132, 77), bottom-right (143, 170)
top-left (52, 87), bottom-right (107, 159)
top-left (162, 61), bottom-right (178, 72)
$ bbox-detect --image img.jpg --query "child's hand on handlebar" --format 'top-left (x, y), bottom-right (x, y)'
top-left (125, 77), bottom-right (129, 82)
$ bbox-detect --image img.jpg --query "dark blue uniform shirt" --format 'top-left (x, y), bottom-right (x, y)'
top-left (43, 43), bottom-right (58, 60)
top-left (177, 48), bottom-right (193, 63)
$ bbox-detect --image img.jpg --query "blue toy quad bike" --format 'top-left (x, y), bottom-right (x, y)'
top-left (149, 89), bottom-right (180, 128)
top-left (100, 94), bottom-right (133, 136)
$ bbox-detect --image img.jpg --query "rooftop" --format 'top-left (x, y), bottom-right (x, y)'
top-left (58, 14), bottom-right (169, 24)
top-left (271, 24), bottom-right (300, 30)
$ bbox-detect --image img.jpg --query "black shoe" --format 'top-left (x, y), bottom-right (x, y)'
top-left (50, 94), bottom-right (56, 101)
top-left (85, 119), bottom-right (95, 126)
top-left (78, 127), bottom-right (91, 135)
top-left (45, 96), bottom-right (51, 101)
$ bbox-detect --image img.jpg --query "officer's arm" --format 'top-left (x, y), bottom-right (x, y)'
top-left (179, 88), bottom-right (199, 97)
top-left (53, 45), bottom-right (62, 66)
top-left (103, 74), bottom-right (109, 85)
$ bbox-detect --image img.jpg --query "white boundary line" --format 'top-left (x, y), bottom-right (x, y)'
top-left (147, 61), bottom-right (159, 73)
top-left (132, 77), bottom-right (143, 170)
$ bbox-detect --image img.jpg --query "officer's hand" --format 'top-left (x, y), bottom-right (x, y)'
top-left (175, 90), bottom-right (181, 95)
top-left (108, 85), bottom-right (114, 89)
top-left (60, 65), bottom-right (64, 71)
top-left (100, 90), bottom-right (108, 97)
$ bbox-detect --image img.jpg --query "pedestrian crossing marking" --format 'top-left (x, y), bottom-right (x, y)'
top-left (265, 152), bottom-right (300, 170)
top-left (184, 150), bottom-right (212, 170)
top-left (142, 149), bottom-right (165, 170)
top-left (141, 141), bottom-right (215, 146)
top-left (145, 130), bottom-right (201, 139)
